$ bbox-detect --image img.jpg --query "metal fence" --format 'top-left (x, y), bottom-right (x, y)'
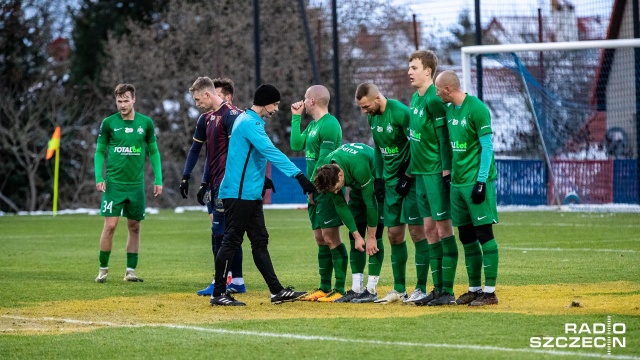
top-left (267, 158), bottom-right (638, 205)
top-left (292, 0), bottom-right (638, 205)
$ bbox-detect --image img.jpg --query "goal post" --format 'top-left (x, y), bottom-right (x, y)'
top-left (459, 39), bottom-right (640, 206)
top-left (461, 39), bottom-right (640, 93)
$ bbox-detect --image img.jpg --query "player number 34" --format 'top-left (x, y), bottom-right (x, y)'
top-left (102, 200), bottom-right (113, 213)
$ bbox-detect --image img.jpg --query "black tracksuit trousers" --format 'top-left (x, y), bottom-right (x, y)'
top-left (212, 198), bottom-right (284, 297)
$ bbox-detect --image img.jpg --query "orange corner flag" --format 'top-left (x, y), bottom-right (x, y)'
top-left (46, 126), bottom-right (61, 160)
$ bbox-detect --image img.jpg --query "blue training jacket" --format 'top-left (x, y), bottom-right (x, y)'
top-left (219, 109), bottom-right (302, 200)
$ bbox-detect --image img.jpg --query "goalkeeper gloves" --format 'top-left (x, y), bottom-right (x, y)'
top-left (395, 173), bottom-right (412, 197)
top-left (295, 173), bottom-right (316, 195)
top-left (262, 176), bottom-right (276, 197)
top-left (471, 181), bottom-right (486, 204)
top-left (374, 178), bottom-right (385, 203)
top-left (179, 174), bottom-right (190, 199)
top-left (393, 157), bottom-right (412, 197)
top-left (397, 157), bottom-right (410, 178)
top-left (442, 173), bottom-right (451, 191)
top-left (196, 183), bottom-right (207, 206)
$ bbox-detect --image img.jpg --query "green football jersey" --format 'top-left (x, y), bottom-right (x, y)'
top-left (446, 95), bottom-right (497, 186)
top-left (409, 84), bottom-right (448, 175)
top-left (97, 112), bottom-right (157, 184)
top-left (316, 143), bottom-right (378, 230)
top-left (319, 143), bottom-right (376, 191)
top-left (367, 99), bottom-right (411, 182)
top-left (291, 113), bottom-right (342, 177)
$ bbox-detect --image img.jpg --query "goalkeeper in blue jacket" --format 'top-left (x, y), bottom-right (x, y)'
top-left (210, 84), bottom-right (316, 306)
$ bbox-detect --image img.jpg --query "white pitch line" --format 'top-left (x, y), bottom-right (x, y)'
top-left (502, 247), bottom-right (636, 253)
top-left (499, 223), bottom-right (640, 228)
top-left (2, 315), bottom-right (638, 360)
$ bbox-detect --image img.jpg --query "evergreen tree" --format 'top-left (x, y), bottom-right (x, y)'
top-left (71, 0), bottom-right (169, 84)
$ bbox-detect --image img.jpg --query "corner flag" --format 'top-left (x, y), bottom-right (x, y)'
top-left (46, 127), bottom-right (61, 216)
top-left (46, 126), bottom-right (60, 160)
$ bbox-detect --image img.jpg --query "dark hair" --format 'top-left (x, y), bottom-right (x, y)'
top-left (213, 78), bottom-right (235, 98)
top-left (313, 164), bottom-right (341, 193)
top-left (355, 83), bottom-right (378, 101)
top-left (114, 83), bottom-right (135, 98)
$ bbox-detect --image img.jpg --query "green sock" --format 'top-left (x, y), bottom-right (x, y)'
top-left (463, 241), bottom-right (483, 288)
top-left (481, 239), bottom-right (499, 287)
top-left (390, 242), bottom-right (408, 293)
top-left (318, 245), bottom-right (333, 292)
top-left (428, 241), bottom-right (443, 292)
top-left (414, 239), bottom-right (429, 292)
top-left (441, 235), bottom-right (458, 294)
top-left (126, 252), bottom-right (138, 269)
top-left (349, 239), bottom-right (366, 274)
top-left (330, 243), bottom-right (348, 294)
top-left (99, 250), bottom-right (111, 268)
top-left (368, 239), bottom-right (385, 276)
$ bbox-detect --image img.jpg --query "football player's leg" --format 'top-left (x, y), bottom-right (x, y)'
top-left (310, 204), bottom-right (333, 293)
top-left (123, 186), bottom-right (145, 282)
top-left (386, 182), bottom-right (408, 294)
top-left (124, 219), bottom-right (143, 282)
top-left (366, 208), bottom-right (386, 293)
top-left (472, 181), bottom-right (499, 294)
top-left (348, 222), bottom-right (367, 293)
top-left (460, 224), bottom-right (482, 291)
top-left (98, 216), bottom-right (119, 268)
top-left (97, 184), bottom-right (125, 282)
top-left (325, 227), bottom-right (347, 295)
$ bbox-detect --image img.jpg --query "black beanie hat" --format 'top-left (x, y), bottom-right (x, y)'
top-left (253, 84), bottom-right (281, 106)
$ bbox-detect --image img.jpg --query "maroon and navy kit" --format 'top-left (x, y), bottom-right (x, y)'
top-left (181, 101), bottom-right (245, 286)
top-left (184, 102), bottom-right (242, 189)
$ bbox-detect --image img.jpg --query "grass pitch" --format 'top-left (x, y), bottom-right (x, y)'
top-left (0, 210), bottom-right (638, 359)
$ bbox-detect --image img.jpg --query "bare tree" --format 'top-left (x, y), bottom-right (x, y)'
top-left (99, 0), bottom-right (315, 206)
top-left (0, 81), bottom-right (100, 211)
top-left (100, 0), bottom-right (235, 206)
top-left (309, 0), bottom-right (412, 145)
top-left (0, 0), bottom-right (75, 212)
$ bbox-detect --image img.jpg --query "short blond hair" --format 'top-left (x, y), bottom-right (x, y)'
top-left (189, 77), bottom-right (214, 94)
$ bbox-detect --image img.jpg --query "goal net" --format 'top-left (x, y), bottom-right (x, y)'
top-left (461, 39), bottom-right (640, 205)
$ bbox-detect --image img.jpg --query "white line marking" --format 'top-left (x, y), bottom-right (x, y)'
top-left (2, 315), bottom-right (638, 359)
top-left (502, 247), bottom-right (636, 253)
top-left (500, 223), bottom-right (640, 228)
top-left (3, 225), bottom-right (312, 241)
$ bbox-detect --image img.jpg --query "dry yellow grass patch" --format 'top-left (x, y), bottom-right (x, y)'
top-left (2, 281), bottom-right (638, 335)
top-left (0, 316), bottom-right (104, 335)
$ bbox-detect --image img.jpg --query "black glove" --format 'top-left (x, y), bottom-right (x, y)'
top-left (295, 173), bottom-right (315, 195)
top-left (395, 174), bottom-right (412, 197)
top-left (442, 173), bottom-right (451, 192)
top-left (196, 182), bottom-right (207, 206)
top-left (374, 178), bottom-right (385, 203)
top-left (397, 158), bottom-right (410, 178)
top-left (262, 176), bottom-right (276, 197)
top-left (179, 174), bottom-right (190, 199)
top-left (471, 181), bottom-right (486, 204)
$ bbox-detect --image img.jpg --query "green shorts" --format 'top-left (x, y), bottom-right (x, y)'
top-left (450, 181), bottom-right (499, 227)
top-left (308, 192), bottom-right (342, 229)
top-left (99, 182), bottom-right (146, 220)
top-left (383, 178), bottom-right (422, 227)
top-left (348, 188), bottom-right (383, 225)
top-left (415, 174), bottom-right (451, 220)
